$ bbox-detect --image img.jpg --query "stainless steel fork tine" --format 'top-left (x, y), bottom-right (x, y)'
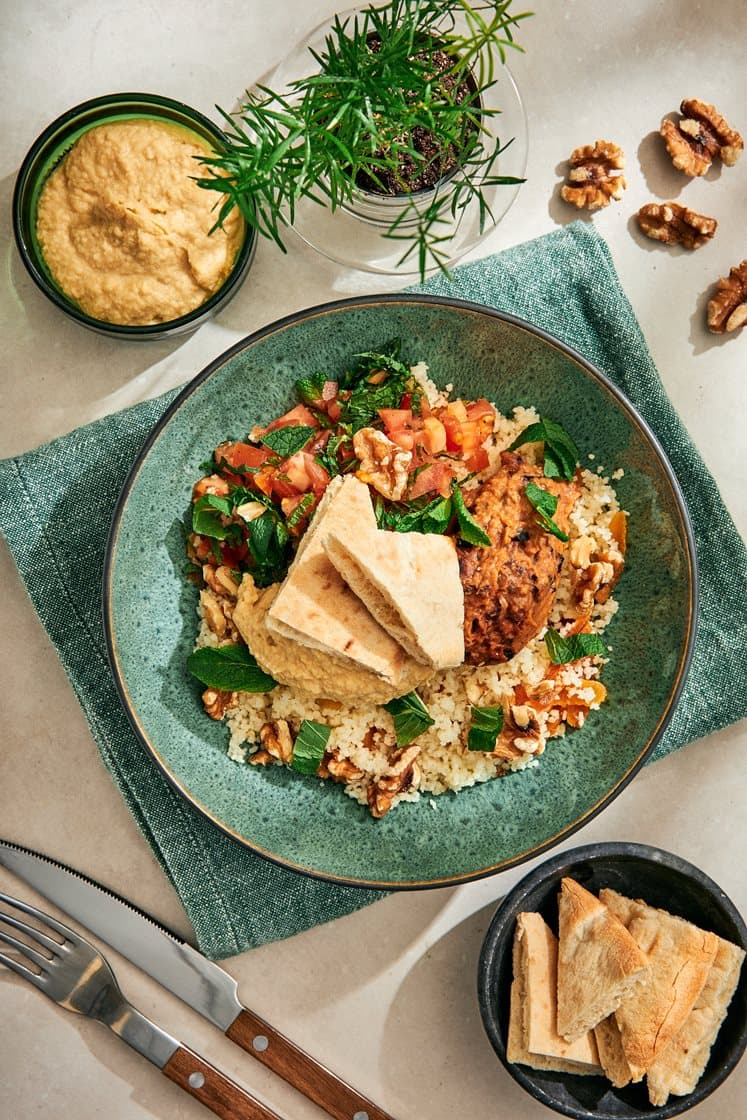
top-left (0, 926), bottom-right (53, 969)
top-left (0, 893), bottom-right (287, 1120)
top-left (0, 890), bottom-right (72, 943)
top-left (0, 946), bottom-right (43, 983)
top-left (0, 900), bottom-right (65, 955)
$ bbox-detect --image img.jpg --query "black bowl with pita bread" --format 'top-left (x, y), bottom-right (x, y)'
top-left (477, 842), bottom-right (747, 1118)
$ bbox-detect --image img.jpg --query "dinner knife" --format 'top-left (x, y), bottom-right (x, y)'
top-left (0, 838), bottom-right (394, 1120)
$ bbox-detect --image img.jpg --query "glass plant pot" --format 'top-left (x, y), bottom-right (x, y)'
top-left (250, 8), bottom-right (528, 276)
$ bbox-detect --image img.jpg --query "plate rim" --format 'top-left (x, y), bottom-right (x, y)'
top-left (103, 293), bottom-right (699, 890)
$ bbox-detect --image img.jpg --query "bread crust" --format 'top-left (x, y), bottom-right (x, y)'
top-left (599, 889), bottom-right (719, 1082)
top-left (645, 935), bottom-right (745, 1106)
top-left (507, 911), bottom-right (603, 1075)
top-left (557, 877), bottom-right (649, 1041)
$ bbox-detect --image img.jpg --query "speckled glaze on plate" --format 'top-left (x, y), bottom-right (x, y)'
top-left (477, 843), bottom-right (747, 1118)
top-left (104, 295), bottom-right (697, 888)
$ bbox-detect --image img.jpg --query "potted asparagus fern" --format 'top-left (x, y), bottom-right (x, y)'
top-left (197, 0), bottom-right (532, 278)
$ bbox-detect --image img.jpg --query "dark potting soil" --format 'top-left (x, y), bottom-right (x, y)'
top-left (354, 44), bottom-right (477, 196)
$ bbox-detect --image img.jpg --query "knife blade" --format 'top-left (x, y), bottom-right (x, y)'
top-left (0, 838), bottom-right (394, 1120)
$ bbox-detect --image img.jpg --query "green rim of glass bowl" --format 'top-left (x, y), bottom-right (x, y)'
top-left (103, 294), bottom-right (698, 889)
top-left (12, 92), bottom-right (256, 340)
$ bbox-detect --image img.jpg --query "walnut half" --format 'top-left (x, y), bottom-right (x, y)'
top-left (707, 260), bottom-right (747, 334)
top-left (636, 202), bottom-right (717, 250)
top-left (353, 427), bottom-right (412, 501)
top-left (367, 744), bottom-right (421, 818)
top-left (202, 688), bottom-right (236, 720)
top-left (560, 140), bottom-right (626, 210)
top-left (661, 99), bottom-right (743, 176)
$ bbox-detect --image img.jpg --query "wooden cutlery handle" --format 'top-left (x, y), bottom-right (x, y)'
top-left (163, 1045), bottom-right (282, 1120)
top-left (226, 1008), bottom-right (395, 1120)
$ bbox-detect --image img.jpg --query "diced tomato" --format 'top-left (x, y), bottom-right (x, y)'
top-left (327, 400), bottom-right (342, 423)
top-left (283, 452), bottom-right (330, 494)
top-left (465, 448), bottom-right (490, 473)
top-left (457, 420), bottom-right (489, 455)
top-left (379, 408), bottom-right (415, 432)
top-left (303, 454), bottom-right (331, 493)
top-left (270, 475), bottom-right (300, 500)
top-left (465, 398), bottom-right (496, 423)
top-left (220, 543), bottom-right (248, 568)
top-left (439, 412), bottom-right (464, 453)
top-left (420, 416), bottom-right (447, 455)
top-left (408, 460), bottom-right (456, 499)
top-left (189, 534), bottom-right (213, 562)
top-left (263, 403), bottom-right (319, 433)
top-left (215, 442), bottom-right (271, 470)
top-left (444, 399), bottom-right (468, 423)
top-left (389, 430), bottom-right (416, 452)
top-left (253, 468), bottom-right (276, 498)
top-left (308, 429), bottom-right (331, 455)
top-left (192, 474), bottom-right (230, 500)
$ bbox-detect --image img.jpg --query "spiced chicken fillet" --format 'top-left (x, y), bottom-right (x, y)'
top-left (458, 451), bottom-right (580, 664)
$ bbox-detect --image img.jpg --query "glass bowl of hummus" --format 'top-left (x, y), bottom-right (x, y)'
top-left (13, 93), bottom-right (256, 340)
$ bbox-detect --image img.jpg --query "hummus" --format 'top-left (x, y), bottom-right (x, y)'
top-left (36, 118), bottom-right (244, 326)
top-left (233, 575), bottom-right (434, 705)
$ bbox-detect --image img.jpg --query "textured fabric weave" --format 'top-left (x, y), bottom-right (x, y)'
top-left (1, 223), bottom-right (744, 959)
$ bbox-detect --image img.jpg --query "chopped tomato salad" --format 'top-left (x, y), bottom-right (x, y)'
top-left (186, 344), bottom-right (497, 589)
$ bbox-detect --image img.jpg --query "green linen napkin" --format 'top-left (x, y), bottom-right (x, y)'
top-left (1, 223), bottom-right (744, 960)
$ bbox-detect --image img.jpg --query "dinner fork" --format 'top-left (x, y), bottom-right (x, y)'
top-left (0, 891), bottom-right (284, 1120)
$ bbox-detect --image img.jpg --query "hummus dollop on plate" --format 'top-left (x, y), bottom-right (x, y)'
top-left (233, 575), bottom-right (434, 705)
top-left (36, 118), bottom-right (244, 325)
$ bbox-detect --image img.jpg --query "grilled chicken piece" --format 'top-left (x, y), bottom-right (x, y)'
top-left (458, 452), bottom-right (579, 664)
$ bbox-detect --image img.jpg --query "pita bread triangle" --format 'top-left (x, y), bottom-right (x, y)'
top-left (599, 888), bottom-right (719, 1082)
top-left (266, 476), bottom-right (420, 683)
top-left (646, 933), bottom-right (745, 1106)
top-left (323, 525), bottom-right (464, 669)
top-left (506, 911), bottom-right (603, 1074)
top-left (556, 876), bottom-right (649, 1042)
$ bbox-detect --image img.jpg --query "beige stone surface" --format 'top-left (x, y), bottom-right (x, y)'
top-left (1, 2), bottom-right (745, 1117)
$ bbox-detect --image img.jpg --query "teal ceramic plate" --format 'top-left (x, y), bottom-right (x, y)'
top-left (104, 295), bottom-right (697, 889)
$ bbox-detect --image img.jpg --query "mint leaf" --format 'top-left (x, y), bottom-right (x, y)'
top-left (377, 494), bottom-right (453, 536)
top-left (286, 492), bottom-right (316, 528)
top-left (467, 705), bottom-right (504, 752)
top-left (545, 629), bottom-right (607, 665)
top-left (508, 418), bottom-right (579, 482)
top-left (261, 425), bottom-right (316, 457)
top-left (294, 372), bottom-right (327, 404)
top-left (384, 691), bottom-right (435, 746)
top-left (188, 644), bottom-right (277, 692)
top-left (245, 510), bottom-right (292, 588)
top-left (291, 719), bottom-right (331, 774)
top-left (524, 482), bottom-right (569, 542)
top-left (192, 494), bottom-right (233, 539)
top-left (451, 483), bottom-right (491, 547)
